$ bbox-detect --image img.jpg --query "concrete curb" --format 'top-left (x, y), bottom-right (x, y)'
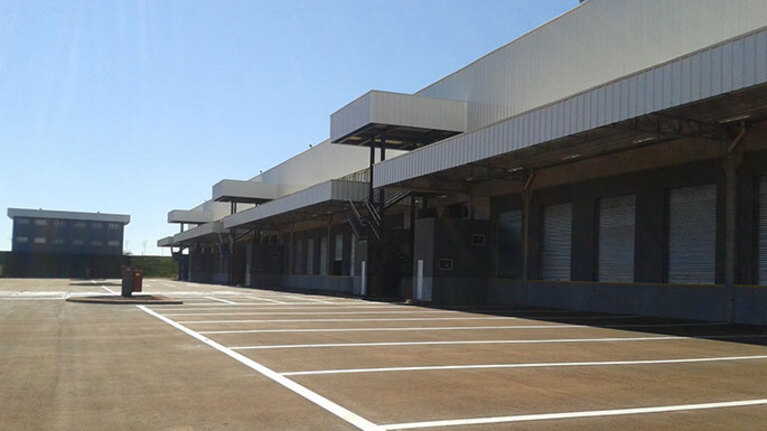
top-left (66, 295), bottom-right (183, 305)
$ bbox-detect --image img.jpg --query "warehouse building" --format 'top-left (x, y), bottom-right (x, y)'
top-left (6, 208), bottom-right (130, 278)
top-left (159, 0), bottom-right (767, 325)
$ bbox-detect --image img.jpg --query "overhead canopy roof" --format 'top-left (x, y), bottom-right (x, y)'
top-left (172, 221), bottom-right (224, 245)
top-left (223, 180), bottom-right (368, 229)
top-left (212, 179), bottom-right (279, 204)
top-left (330, 90), bottom-right (467, 150)
top-left (157, 236), bottom-right (175, 247)
top-left (167, 209), bottom-right (211, 224)
top-left (373, 27), bottom-right (767, 189)
top-left (7, 208), bottom-right (130, 224)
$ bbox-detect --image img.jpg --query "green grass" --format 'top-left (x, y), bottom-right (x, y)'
top-left (125, 255), bottom-right (178, 279)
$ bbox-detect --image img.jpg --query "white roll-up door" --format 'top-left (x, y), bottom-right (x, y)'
top-left (667, 184), bottom-right (716, 284)
top-left (541, 203), bottom-right (572, 281)
top-left (306, 238), bottom-right (315, 275)
top-left (758, 176), bottom-right (767, 285)
top-left (497, 210), bottom-right (522, 279)
top-left (598, 195), bottom-right (636, 283)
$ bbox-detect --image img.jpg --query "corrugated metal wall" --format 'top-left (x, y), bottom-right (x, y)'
top-left (759, 176), bottom-right (767, 285)
top-left (598, 194), bottom-right (636, 283)
top-left (417, 0), bottom-right (767, 132)
top-left (375, 27), bottom-right (767, 188)
top-left (330, 91), bottom-right (467, 143)
top-left (540, 203), bottom-right (572, 281)
top-left (667, 184), bottom-right (717, 285)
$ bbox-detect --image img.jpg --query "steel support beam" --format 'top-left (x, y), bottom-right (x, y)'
top-left (369, 137), bottom-right (376, 204)
top-left (379, 136), bottom-right (387, 217)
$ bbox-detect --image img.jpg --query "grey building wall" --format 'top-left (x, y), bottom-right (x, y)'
top-left (413, 217), bottom-right (491, 304)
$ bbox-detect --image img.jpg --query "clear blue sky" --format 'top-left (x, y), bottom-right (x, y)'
top-left (0, 0), bottom-right (576, 255)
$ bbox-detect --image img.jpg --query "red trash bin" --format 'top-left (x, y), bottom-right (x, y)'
top-left (132, 270), bottom-right (143, 293)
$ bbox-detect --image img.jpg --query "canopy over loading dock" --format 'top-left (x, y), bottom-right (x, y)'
top-left (212, 180), bottom-right (279, 205)
top-left (224, 180), bottom-right (368, 229)
top-left (330, 91), bottom-right (467, 150)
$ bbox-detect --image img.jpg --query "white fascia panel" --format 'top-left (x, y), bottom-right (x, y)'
top-left (212, 179), bottom-right (280, 202)
top-left (330, 91), bottom-right (467, 143)
top-left (157, 236), bottom-right (175, 247)
top-left (223, 180), bottom-right (368, 229)
top-left (167, 209), bottom-right (211, 224)
top-left (173, 221), bottom-right (224, 244)
top-left (374, 27), bottom-right (767, 188)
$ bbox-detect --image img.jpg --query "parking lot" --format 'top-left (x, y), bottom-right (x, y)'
top-left (2, 278), bottom-right (766, 430)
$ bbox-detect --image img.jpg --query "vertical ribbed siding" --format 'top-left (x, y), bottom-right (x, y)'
top-left (759, 176), bottom-right (767, 285)
top-left (496, 210), bottom-right (523, 279)
top-left (330, 91), bottom-right (467, 144)
top-left (541, 203), bottom-right (572, 281)
top-left (667, 184), bottom-right (717, 285)
top-left (329, 92), bottom-right (372, 143)
top-left (417, 0), bottom-right (767, 132)
top-left (370, 92), bottom-right (467, 132)
top-left (224, 180), bottom-right (368, 229)
top-left (598, 194), bottom-right (636, 283)
top-left (375, 28), bottom-right (767, 188)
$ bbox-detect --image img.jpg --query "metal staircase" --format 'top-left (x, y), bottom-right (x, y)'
top-left (346, 196), bottom-right (413, 273)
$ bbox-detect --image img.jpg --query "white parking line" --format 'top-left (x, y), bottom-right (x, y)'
top-left (180, 317), bottom-right (519, 324)
top-left (153, 305), bottom-right (417, 312)
top-left (381, 399), bottom-right (767, 430)
top-left (163, 310), bottom-right (461, 317)
top-left (227, 333), bottom-right (767, 349)
top-left (230, 335), bottom-right (678, 349)
top-left (201, 321), bottom-right (724, 336)
top-left (205, 297), bottom-right (238, 305)
top-left (101, 285), bottom-right (117, 294)
top-left (277, 295), bottom-right (334, 304)
top-left (182, 314), bottom-right (643, 324)
top-left (0, 297), bottom-right (65, 301)
top-left (280, 355), bottom-right (767, 376)
top-left (137, 306), bottom-right (382, 431)
top-left (245, 296), bottom-right (288, 304)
